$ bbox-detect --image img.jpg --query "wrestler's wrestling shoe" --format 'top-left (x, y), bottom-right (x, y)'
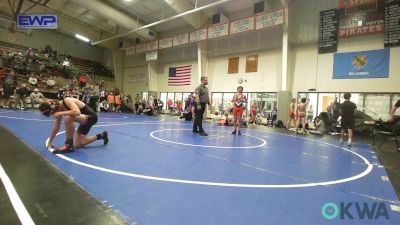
top-left (102, 131), bottom-right (109, 145)
top-left (53, 144), bottom-right (74, 154)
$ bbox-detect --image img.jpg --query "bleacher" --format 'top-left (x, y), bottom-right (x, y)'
top-left (70, 57), bottom-right (113, 78)
top-left (0, 44), bottom-right (114, 109)
top-left (0, 43), bottom-right (114, 89)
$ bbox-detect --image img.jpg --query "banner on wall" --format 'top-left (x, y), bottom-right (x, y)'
top-left (128, 74), bottom-right (146, 83)
top-left (384, 0), bottom-right (400, 47)
top-left (333, 48), bottom-right (390, 79)
top-left (146, 51), bottom-right (158, 61)
top-left (125, 8), bottom-right (284, 54)
top-left (318, 9), bottom-right (339, 54)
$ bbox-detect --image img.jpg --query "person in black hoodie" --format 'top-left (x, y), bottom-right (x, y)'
top-left (14, 83), bottom-right (30, 109)
top-left (1, 80), bottom-right (15, 108)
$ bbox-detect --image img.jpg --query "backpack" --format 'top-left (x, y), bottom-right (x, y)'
top-left (275, 120), bottom-right (285, 128)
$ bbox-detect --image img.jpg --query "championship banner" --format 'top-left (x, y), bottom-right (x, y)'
top-left (333, 48), bottom-right (390, 79)
top-left (338, 0), bottom-right (384, 38)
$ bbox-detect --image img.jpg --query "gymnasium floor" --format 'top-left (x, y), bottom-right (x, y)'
top-left (1, 109), bottom-right (400, 225)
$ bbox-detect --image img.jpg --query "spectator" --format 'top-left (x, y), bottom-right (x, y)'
top-left (157, 100), bottom-right (164, 112)
top-left (88, 85), bottom-right (99, 112)
top-left (14, 83), bottom-right (30, 109)
top-left (149, 95), bottom-right (155, 111)
top-left (143, 104), bottom-right (154, 116)
top-left (167, 98), bottom-right (173, 110)
top-left (99, 100), bottom-right (110, 112)
top-left (28, 74), bottom-right (38, 87)
top-left (267, 106), bottom-right (278, 127)
top-left (46, 75), bottom-right (56, 89)
top-left (1, 80), bottom-right (15, 108)
top-left (307, 105), bottom-right (314, 122)
top-left (249, 102), bottom-right (257, 124)
top-left (114, 91), bottom-right (121, 112)
top-left (389, 99), bottom-right (400, 123)
top-left (0, 67), bottom-right (4, 82)
top-left (79, 74), bottom-right (87, 88)
top-left (39, 63), bottom-right (46, 72)
top-left (57, 88), bottom-right (65, 100)
top-left (327, 102), bottom-right (334, 114)
top-left (177, 100), bottom-right (182, 112)
top-left (79, 90), bottom-right (89, 103)
top-left (107, 91), bottom-right (115, 112)
top-left (99, 79), bottom-right (104, 89)
top-left (29, 88), bottom-right (44, 109)
top-left (184, 95), bottom-right (192, 111)
top-left (99, 89), bottom-right (106, 102)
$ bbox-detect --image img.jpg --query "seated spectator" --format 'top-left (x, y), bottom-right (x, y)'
top-left (29, 88), bottom-right (44, 109)
top-left (107, 91), bottom-right (115, 112)
top-left (0, 67), bottom-right (4, 82)
top-left (309, 113), bottom-right (330, 135)
top-left (167, 98), bottom-right (173, 110)
top-left (136, 101), bottom-right (144, 115)
top-left (14, 83), bottom-right (30, 109)
top-left (220, 112), bottom-right (234, 126)
top-left (226, 112), bottom-right (234, 126)
top-left (57, 88), bottom-right (65, 100)
top-left (99, 89), bottom-right (107, 102)
top-left (177, 100), bottom-right (182, 112)
top-left (219, 113), bottom-right (227, 125)
top-left (99, 100), bottom-right (109, 112)
top-left (70, 76), bottom-right (78, 89)
top-left (212, 112), bottom-right (220, 124)
top-left (5, 69), bottom-right (14, 82)
top-left (179, 107), bottom-right (193, 121)
top-left (157, 100), bottom-right (164, 112)
top-left (28, 74), bottom-right (38, 87)
top-left (143, 104), bottom-right (154, 116)
top-left (266, 107), bottom-right (278, 127)
top-left (79, 74), bottom-right (87, 89)
top-left (79, 90), bottom-right (89, 103)
top-left (99, 79), bottom-right (104, 89)
top-left (70, 89), bottom-right (79, 99)
top-left (114, 92), bottom-right (121, 113)
top-left (46, 75), bottom-right (56, 89)
top-left (39, 63), bottom-right (46, 72)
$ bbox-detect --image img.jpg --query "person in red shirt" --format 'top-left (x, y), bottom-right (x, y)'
top-left (79, 74), bottom-right (87, 88)
top-left (231, 86), bottom-right (247, 135)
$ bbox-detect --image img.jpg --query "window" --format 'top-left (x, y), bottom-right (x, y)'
top-left (211, 93), bottom-right (223, 114)
top-left (364, 94), bottom-right (390, 120)
top-left (160, 93), bottom-right (167, 109)
top-left (245, 55), bottom-right (258, 73)
top-left (228, 57), bottom-right (239, 74)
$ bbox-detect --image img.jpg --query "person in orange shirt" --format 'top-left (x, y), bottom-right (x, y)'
top-left (107, 91), bottom-right (115, 112)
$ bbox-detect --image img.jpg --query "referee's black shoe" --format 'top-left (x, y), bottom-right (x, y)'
top-left (199, 132), bottom-right (208, 136)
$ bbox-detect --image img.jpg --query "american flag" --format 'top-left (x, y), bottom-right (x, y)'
top-left (168, 65), bottom-right (191, 86)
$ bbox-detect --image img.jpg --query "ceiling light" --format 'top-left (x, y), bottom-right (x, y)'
top-left (75, 34), bottom-right (90, 43)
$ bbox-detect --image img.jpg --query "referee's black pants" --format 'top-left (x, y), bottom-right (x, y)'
top-left (193, 103), bottom-right (206, 133)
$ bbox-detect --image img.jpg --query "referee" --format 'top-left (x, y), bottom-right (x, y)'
top-left (193, 76), bottom-right (210, 136)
